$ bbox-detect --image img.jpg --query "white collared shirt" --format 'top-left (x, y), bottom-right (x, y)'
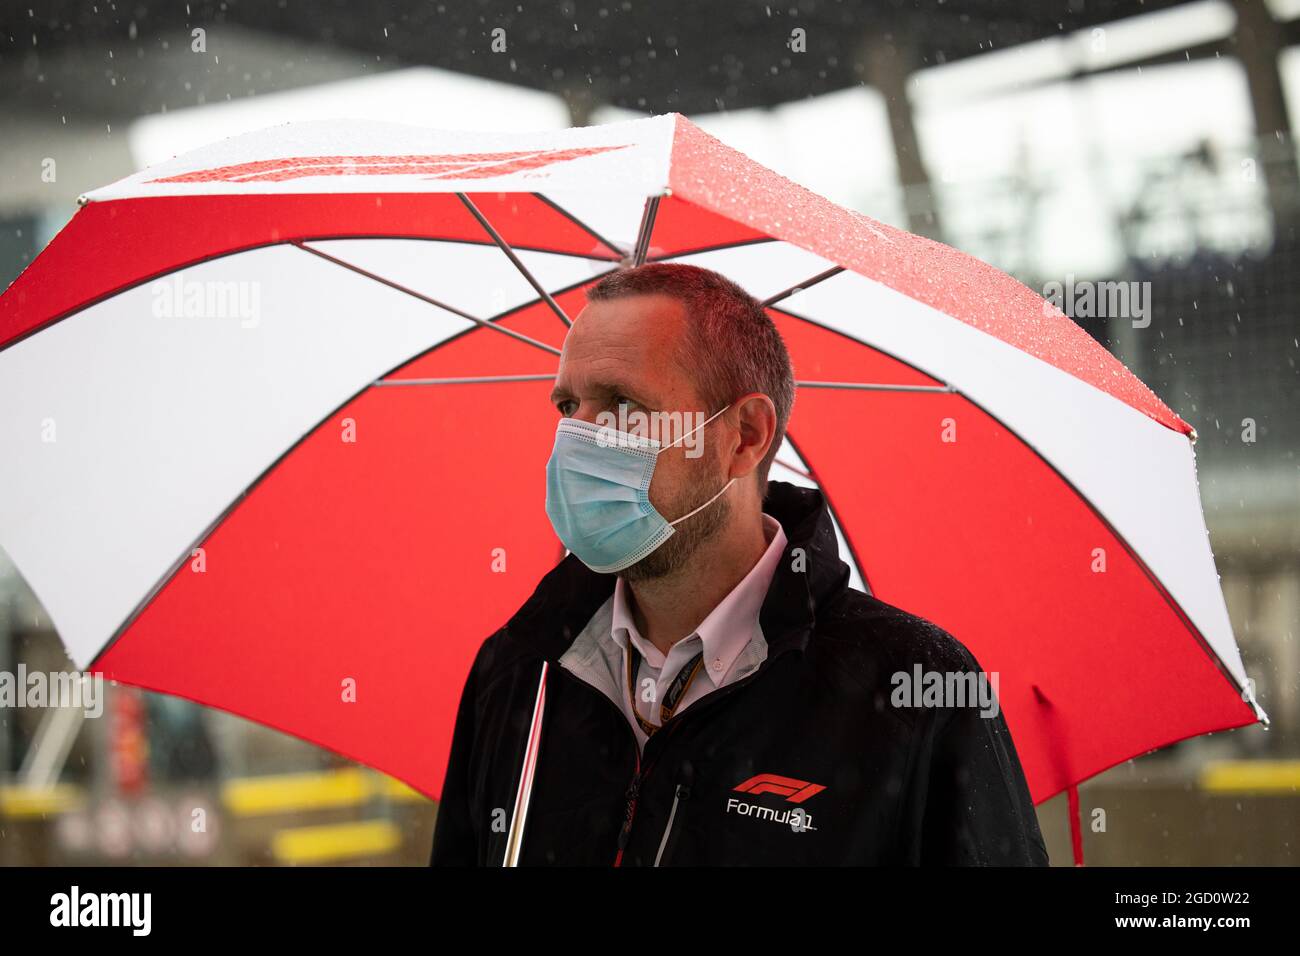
top-left (607, 512), bottom-right (787, 750)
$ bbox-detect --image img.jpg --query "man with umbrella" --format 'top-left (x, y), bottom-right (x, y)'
top-left (432, 261), bottom-right (1048, 866)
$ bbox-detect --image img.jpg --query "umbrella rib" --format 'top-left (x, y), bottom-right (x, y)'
top-left (371, 374), bottom-right (951, 390)
top-left (646, 236), bottom-right (777, 263)
top-left (456, 193), bottom-right (573, 328)
top-left (374, 374), bottom-right (556, 386)
top-left (796, 380), bottom-right (954, 393)
top-left (532, 193), bottom-right (627, 260)
top-left (292, 240), bottom-right (561, 357)
top-left (632, 195), bottom-right (662, 266)
top-left (762, 266), bottom-right (846, 308)
top-left (371, 375), bottom-right (953, 391)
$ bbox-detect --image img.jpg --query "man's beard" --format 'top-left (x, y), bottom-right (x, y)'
top-left (622, 466), bottom-right (732, 583)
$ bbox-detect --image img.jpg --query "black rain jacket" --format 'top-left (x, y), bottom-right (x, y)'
top-left (430, 481), bottom-right (1049, 866)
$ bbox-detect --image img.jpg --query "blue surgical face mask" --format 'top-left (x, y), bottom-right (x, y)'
top-left (545, 404), bottom-right (736, 573)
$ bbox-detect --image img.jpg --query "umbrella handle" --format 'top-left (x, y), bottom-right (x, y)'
top-left (502, 661), bottom-right (548, 866)
top-left (1067, 784), bottom-right (1085, 866)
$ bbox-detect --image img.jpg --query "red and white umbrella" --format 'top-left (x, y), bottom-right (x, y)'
top-left (0, 114), bottom-right (1263, 824)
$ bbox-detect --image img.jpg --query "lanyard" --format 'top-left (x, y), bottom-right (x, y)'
top-left (623, 641), bottom-right (705, 739)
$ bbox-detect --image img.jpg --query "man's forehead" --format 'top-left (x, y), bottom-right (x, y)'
top-left (556, 294), bottom-right (693, 393)
top-left (571, 292), bottom-right (687, 343)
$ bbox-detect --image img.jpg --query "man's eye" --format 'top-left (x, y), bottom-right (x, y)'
top-left (556, 400), bottom-right (577, 416)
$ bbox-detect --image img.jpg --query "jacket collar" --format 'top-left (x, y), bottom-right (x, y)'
top-left (507, 480), bottom-right (850, 662)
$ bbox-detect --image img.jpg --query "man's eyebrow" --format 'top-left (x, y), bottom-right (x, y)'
top-left (549, 381), bottom-right (651, 406)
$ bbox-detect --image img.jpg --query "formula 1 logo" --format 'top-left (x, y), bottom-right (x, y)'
top-left (732, 773), bottom-right (826, 804)
top-left (147, 144), bottom-right (631, 184)
top-left (727, 774), bottom-right (826, 833)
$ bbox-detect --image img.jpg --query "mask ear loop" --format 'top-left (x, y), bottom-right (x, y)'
top-left (667, 477), bottom-right (737, 526)
top-left (658, 402), bottom-right (732, 453)
top-left (659, 402), bottom-right (737, 525)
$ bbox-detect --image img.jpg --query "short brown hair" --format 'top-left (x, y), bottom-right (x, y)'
top-left (586, 263), bottom-right (794, 495)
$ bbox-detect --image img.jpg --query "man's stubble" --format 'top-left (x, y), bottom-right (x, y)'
top-left (621, 448), bottom-right (733, 584)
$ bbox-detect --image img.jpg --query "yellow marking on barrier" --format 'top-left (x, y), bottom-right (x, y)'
top-left (271, 820), bottom-right (401, 864)
top-left (222, 768), bottom-right (432, 815)
top-left (0, 784), bottom-right (85, 817)
top-left (222, 768), bottom-right (372, 816)
top-left (375, 776), bottom-right (430, 803)
top-left (1201, 760), bottom-right (1300, 793)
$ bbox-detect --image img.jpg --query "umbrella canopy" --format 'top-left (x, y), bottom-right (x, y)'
top-left (0, 113), bottom-right (1263, 805)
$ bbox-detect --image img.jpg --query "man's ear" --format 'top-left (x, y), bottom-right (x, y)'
top-left (731, 393), bottom-right (778, 478)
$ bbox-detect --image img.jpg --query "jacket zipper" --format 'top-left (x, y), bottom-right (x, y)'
top-left (613, 747), bottom-right (641, 866)
top-left (653, 783), bottom-right (690, 866)
top-left (613, 718), bottom-right (685, 865)
top-left (557, 639), bottom-right (805, 866)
